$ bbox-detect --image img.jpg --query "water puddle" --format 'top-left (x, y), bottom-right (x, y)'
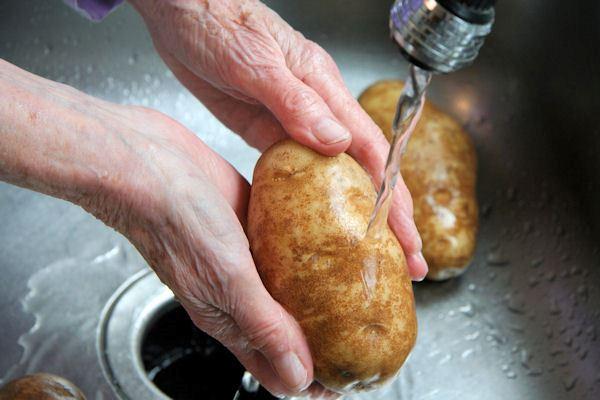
top-left (0, 243), bottom-right (143, 399)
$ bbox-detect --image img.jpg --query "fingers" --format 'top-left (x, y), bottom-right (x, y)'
top-left (154, 46), bottom-right (288, 151)
top-left (242, 68), bottom-right (351, 156)
top-left (179, 247), bottom-right (313, 396)
top-left (288, 43), bottom-right (427, 280)
top-left (229, 271), bottom-right (314, 394)
top-left (389, 184), bottom-right (428, 280)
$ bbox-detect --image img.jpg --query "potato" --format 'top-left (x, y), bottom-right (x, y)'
top-left (0, 374), bottom-right (85, 400)
top-left (359, 80), bottom-right (478, 281)
top-left (248, 140), bottom-right (417, 393)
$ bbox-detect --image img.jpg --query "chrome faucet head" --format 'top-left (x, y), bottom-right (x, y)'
top-left (390, 0), bottom-right (496, 74)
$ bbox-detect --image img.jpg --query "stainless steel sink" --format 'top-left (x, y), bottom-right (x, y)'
top-left (1, 1), bottom-right (599, 399)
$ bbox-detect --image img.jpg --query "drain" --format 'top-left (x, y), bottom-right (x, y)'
top-left (97, 269), bottom-right (276, 400)
top-left (141, 302), bottom-right (277, 399)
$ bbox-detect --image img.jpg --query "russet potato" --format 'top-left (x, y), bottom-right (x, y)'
top-left (248, 140), bottom-right (417, 393)
top-left (359, 80), bottom-right (479, 281)
top-left (0, 373), bottom-right (85, 400)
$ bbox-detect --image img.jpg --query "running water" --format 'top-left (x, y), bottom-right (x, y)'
top-left (367, 65), bottom-right (432, 236)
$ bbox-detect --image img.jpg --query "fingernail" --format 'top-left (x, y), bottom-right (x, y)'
top-left (409, 251), bottom-right (427, 282)
top-left (273, 352), bottom-right (309, 392)
top-left (313, 118), bottom-right (351, 145)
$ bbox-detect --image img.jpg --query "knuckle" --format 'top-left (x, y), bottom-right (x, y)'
top-left (280, 85), bottom-right (320, 118)
top-left (305, 41), bottom-right (333, 68)
top-left (246, 311), bottom-right (287, 354)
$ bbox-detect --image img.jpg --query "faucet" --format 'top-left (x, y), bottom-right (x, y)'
top-left (390, 0), bottom-right (496, 73)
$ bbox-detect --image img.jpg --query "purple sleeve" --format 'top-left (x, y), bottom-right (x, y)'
top-left (63, 0), bottom-right (125, 21)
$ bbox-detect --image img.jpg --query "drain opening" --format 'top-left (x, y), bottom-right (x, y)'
top-left (141, 301), bottom-right (276, 400)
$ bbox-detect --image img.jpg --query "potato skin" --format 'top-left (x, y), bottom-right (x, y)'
top-left (0, 374), bottom-right (86, 400)
top-left (359, 80), bottom-right (478, 281)
top-left (248, 140), bottom-right (417, 393)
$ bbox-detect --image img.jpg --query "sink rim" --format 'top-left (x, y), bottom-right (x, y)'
top-left (96, 268), bottom-right (173, 400)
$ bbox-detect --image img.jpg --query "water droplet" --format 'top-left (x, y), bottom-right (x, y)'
top-left (467, 283), bottom-right (476, 291)
top-left (144, 73), bottom-right (152, 83)
top-left (461, 348), bottom-right (475, 359)
top-left (43, 44), bottom-right (52, 55)
top-left (506, 370), bottom-right (517, 379)
top-left (128, 53), bottom-right (139, 65)
top-left (509, 324), bottom-right (524, 333)
top-left (563, 376), bottom-right (577, 391)
top-left (438, 354), bottom-right (452, 365)
top-left (550, 347), bottom-right (562, 357)
top-left (487, 329), bottom-right (506, 344)
top-left (506, 295), bottom-right (526, 314)
top-left (569, 266), bottom-right (580, 276)
top-left (545, 271), bottom-right (556, 282)
top-left (459, 303), bottom-right (476, 317)
top-left (528, 276), bottom-right (540, 287)
top-left (530, 258), bottom-right (543, 268)
top-left (486, 251), bottom-right (509, 266)
top-left (576, 285), bottom-right (588, 299)
top-left (527, 368), bottom-right (543, 377)
top-left (559, 270), bottom-right (568, 278)
top-left (519, 349), bottom-right (532, 369)
top-left (465, 331), bottom-right (480, 341)
top-left (585, 325), bottom-right (596, 340)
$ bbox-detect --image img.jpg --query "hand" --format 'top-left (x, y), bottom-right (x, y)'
top-left (129, 0), bottom-right (428, 280)
top-left (0, 60), bottom-right (332, 398)
top-left (103, 107), bottom-right (323, 398)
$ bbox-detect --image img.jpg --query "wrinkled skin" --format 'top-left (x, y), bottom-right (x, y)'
top-left (129, 0), bottom-right (427, 278)
top-left (1, 60), bottom-right (315, 397)
top-left (1, 0), bottom-right (427, 398)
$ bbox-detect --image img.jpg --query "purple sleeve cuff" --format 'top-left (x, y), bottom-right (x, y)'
top-left (64, 0), bottom-right (125, 21)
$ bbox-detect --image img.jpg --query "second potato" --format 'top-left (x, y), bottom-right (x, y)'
top-left (359, 80), bottom-right (479, 281)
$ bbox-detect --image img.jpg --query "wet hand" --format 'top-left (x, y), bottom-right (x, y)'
top-left (129, 0), bottom-right (428, 280)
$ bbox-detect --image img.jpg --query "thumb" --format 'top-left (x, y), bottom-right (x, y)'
top-left (230, 270), bottom-right (314, 394)
top-left (243, 67), bottom-right (351, 156)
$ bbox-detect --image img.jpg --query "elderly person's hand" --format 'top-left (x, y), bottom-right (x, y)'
top-left (3, 1), bottom-right (427, 398)
top-left (1, 59), bottom-right (324, 397)
top-left (128, 0), bottom-right (428, 281)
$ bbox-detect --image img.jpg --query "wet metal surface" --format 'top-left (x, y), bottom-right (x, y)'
top-left (1, 1), bottom-right (600, 399)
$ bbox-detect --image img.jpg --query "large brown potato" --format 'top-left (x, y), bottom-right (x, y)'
top-left (0, 374), bottom-right (85, 400)
top-left (248, 140), bottom-right (417, 393)
top-left (359, 80), bottom-right (478, 281)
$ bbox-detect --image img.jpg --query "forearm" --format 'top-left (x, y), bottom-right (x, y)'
top-left (0, 59), bottom-right (130, 206)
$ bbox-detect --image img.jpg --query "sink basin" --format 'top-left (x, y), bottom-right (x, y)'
top-left (1, 1), bottom-right (599, 399)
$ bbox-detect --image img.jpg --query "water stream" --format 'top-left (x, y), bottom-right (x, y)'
top-left (367, 65), bottom-right (432, 237)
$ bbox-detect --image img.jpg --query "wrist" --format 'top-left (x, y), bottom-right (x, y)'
top-left (0, 61), bottom-right (132, 212)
